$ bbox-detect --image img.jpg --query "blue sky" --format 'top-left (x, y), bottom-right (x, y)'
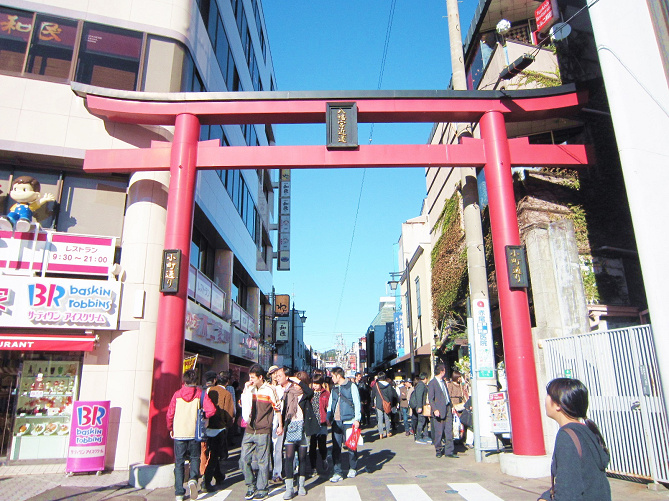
top-left (263, 1), bottom-right (478, 353)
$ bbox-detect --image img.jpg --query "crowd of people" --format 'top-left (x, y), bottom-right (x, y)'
top-left (165, 364), bottom-right (611, 501)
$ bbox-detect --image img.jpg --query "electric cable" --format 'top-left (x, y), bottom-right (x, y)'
top-left (332, 0), bottom-right (397, 336)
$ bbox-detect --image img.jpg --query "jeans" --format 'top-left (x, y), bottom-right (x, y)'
top-left (271, 422), bottom-right (285, 478)
top-left (375, 408), bottom-right (391, 437)
top-left (240, 432), bottom-right (271, 492)
top-left (331, 421), bottom-right (357, 474)
top-left (400, 407), bottom-right (410, 432)
top-left (203, 431), bottom-right (226, 486)
top-left (174, 439), bottom-right (201, 496)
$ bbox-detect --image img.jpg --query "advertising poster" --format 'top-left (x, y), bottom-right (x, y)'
top-left (489, 392), bottom-right (511, 433)
top-left (66, 400), bottom-right (110, 473)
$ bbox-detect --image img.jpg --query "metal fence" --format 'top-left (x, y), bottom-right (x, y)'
top-left (544, 325), bottom-right (669, 482)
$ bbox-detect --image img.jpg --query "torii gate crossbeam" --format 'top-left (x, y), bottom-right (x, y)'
top-left (75, 84), bottom-right (594, 464)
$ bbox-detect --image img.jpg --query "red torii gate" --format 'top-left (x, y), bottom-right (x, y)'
top-left (77, 85), bottom-right (593, 464)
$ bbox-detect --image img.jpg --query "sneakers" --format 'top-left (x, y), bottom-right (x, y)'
top-left (254, 491), bottom-right (269, 500)
top-left (245, 486), bottom-right (257, 500)
top-left (416, 438), bottom-right (431, 445)
top-left (187, 480), bottom-right (198, 500)
top-left (176, 496), bottom-right (184, 501)
top-left (347, 469), bottom-right (357, 478)
top-left (329, 473), bottom-right (343, 483)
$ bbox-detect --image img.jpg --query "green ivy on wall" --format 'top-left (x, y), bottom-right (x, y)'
top-left (431, 193), bottom-right (468, 335)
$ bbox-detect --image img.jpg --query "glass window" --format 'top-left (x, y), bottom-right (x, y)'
top-left (415, 276), bottom-right (421, 318)
top-left (75, 23), bottom-right (143, 91)
top-left (0, 7), bottom-right (33, 73)
top-left (215, 16), bottom-right (229, 78)
top-left (25, 14), bottom-right (77, 79)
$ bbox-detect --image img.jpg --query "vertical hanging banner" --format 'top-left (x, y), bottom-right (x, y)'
top-left (277, 170), bottom-right (291, 271)
top-left (67, 400), bottom-right (111, 473)
top-left (473, 298), bottom-right (496, 379)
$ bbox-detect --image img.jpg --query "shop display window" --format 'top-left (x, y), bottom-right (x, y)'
top-left (8, 354), bottom-right (81, 460)
top-left (25, 14), bottom-right (78, 79)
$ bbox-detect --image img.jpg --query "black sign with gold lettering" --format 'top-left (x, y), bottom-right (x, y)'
top-left (160, 249), bottom-right (181, 293)
top-left (505, 245), bottom-right (529, 288)
top-left (326, 102), bottom-right (358, 149)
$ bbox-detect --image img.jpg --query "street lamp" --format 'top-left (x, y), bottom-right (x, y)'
top-left (291, 305), bottom-right (307, 371)
top-left (387, 259), bottom-right (415, 378)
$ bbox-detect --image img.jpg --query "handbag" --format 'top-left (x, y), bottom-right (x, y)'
top-left (195, 390), bottom-right (208, 442)
top-left (376, 384), bottom-right (392, 414)
top-left (460, 408), bottom-right (473, 428)
top-left (344, 426), bottom-right (362, 451)
top-left (285, 419), bottom-right (304, 442)
top-left (423, 403), bottom-right (432, 417)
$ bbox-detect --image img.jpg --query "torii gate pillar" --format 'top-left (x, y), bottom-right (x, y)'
top-left (481, 110), bottom-right (544, 455)
top-left (146, 113), bottom-right (200, 463)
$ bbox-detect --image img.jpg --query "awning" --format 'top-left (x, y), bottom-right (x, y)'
top-left (0, 334), bottom-right (97, 351)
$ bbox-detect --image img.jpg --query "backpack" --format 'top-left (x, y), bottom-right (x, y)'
top-left (195, 389), bottom-right (208, 442)
top-left (409, 388), bottom-right (418, 409)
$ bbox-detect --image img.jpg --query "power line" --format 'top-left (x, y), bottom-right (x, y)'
top-left (332, 2), bottom-right (397, 337)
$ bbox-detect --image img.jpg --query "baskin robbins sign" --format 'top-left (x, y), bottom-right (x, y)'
top-left (0, 276), bottom-right (121, 329)
top-left (66, 400), bottom-right (110, 473)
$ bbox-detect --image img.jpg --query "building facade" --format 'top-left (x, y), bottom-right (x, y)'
top-left (0, 0), bottom-right (277, 469)
top-left (423, 0), bottom-right (664, 460)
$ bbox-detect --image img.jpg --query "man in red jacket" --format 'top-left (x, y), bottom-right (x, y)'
top-left (167, 369), bottom-right (216, 501)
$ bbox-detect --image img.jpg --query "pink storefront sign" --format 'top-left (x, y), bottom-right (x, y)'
top-left (66, 400), bottom-right (110, 473)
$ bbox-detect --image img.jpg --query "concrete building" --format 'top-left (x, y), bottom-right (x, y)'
top-left (421, 0), bottom-right (668, 481)
top-left (385, 214), bottom-right (435, 379)
top-left (0, 0), bottom-right (277, 470)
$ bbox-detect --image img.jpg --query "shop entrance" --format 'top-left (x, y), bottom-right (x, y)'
top-left (77, 84), bottom-right (593, 464)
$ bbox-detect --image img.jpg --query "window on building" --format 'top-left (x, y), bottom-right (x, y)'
top-left (415, 276), bottom-right (421, 318)
top-left (0, 7), bottom-right (33, 73)
top-left (25, 14), bottom-right (77, 79)
top-left (191, 227), bottom-right (215, 278)
top-left (75, 23), bottom-right (143, 91)
top-left (232, 273), bottom-right (247, 309)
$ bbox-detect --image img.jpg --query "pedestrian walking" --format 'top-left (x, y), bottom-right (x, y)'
top-left (354, 373), bottom-right (371, 427)
top-left (373, 371), bottom-right (395, 439)
top-left (539, 378), bottom-right (611, 501)
top-left (309, 373), bottom-right (330, 475)
top-left (217, 373), bottom-right (236, 452)
top-left (200, 371), bottom-right (234, 492)
top-left (410, 373), bottom-right (430, 444)
top-left (427, 364), bottom-right (458, 459)
top-left (281, 371), bottom-right (319, 499)
top-left (239, 364), bottom-right (282, 501)
top-left (326, 366), bottom-right (361, 483)
top-left (399, 380), bottom-right (412, 435)
top-left (166, 369), bottom-right (216, 501)
top-left (267, 365), bottom-right (285, 484)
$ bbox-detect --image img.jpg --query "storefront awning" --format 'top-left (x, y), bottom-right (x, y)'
top-left (0, 334), bottom-right (97, 351)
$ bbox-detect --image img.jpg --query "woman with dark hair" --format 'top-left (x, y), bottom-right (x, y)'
top-left (308, 373), bottom-right (330, 475)
top-left (282, 371), bottom-right (319, 498)
top-left (539, 378), bottom-right (611, 501)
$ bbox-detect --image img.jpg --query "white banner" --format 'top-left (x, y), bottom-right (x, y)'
top-left (0, 276), bottom-right (121, 329)
top-left (472, 298), bottom-right (496, 379)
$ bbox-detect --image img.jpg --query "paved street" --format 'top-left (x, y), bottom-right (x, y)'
top-left (1, 425), bottom-right (667, 501)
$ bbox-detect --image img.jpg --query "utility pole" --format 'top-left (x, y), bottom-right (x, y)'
top-left (445, 0), bottom-right (498, 458)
